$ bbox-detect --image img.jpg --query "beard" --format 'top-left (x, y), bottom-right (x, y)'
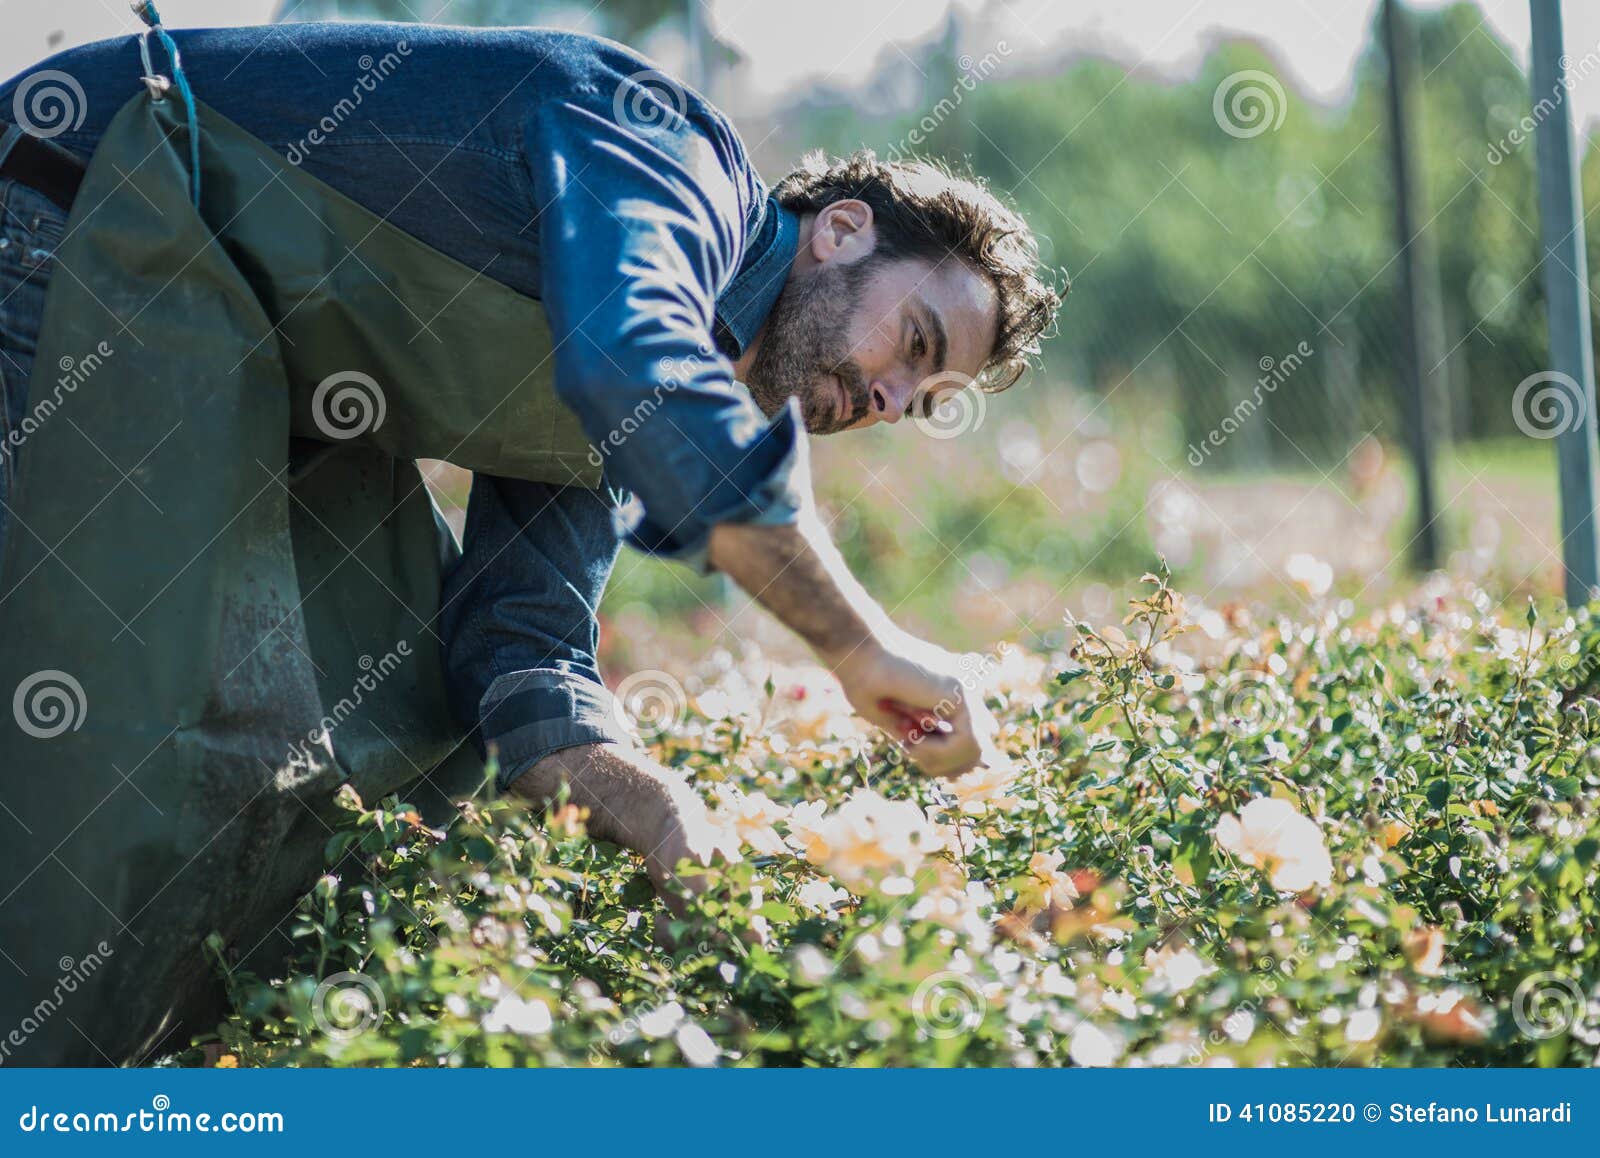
top-left (744, 257), bottom-right (873, 435)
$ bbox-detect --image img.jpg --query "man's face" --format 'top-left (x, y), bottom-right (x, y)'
top-left (745, 212), bottom-right (999, 436)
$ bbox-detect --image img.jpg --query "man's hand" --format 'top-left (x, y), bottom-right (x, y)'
top-left (825, 632), bottom-right (997, 778)
top-left (508, 743), bottom-right (732, 915)
top-left (707, 511), bottom-right (997, 778)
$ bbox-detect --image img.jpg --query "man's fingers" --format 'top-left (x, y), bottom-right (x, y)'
top-left (868, 697), bottom-right (983, 778)
top-left (877, 697), bottom-right (954, 741)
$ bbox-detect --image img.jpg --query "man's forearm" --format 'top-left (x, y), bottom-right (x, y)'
top-left (707, 511), bottom-right (889, 663)
top-left (707, 511), bottom-right (994, 778)
top-left (508, 743), bottom-right (727, 909)
top-left (508, 743), bottom-right (677, 854)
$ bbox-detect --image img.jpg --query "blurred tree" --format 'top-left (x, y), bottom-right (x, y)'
top-left (756, 2), bottom-right (1580, 464)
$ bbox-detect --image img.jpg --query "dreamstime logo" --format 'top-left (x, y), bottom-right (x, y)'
top-left (1212, 70), bottom-right (1288, 139)
top-left (311, 971), bottom-right (385, 1041)
top-left (613, 670), bottom-right (688, 742)
top-left (1187, 340), bottom-right (1313, 467)
top-left (1511, 371), bottom-right (1587, 439)
top-left (911, 371), bottom-right (985, 440)
top-left (12, 670), bottom-right (86, 739)
top-left (1, 340), bottom-right (114, 465)
top-left (1487, 46), bottom-right (1600, 165)
top-left (1186, 946), bottom-right (1311, 1064)
top-left (1511, 971), bottom-right (1584, 1040)
top-left (287, 642), bottom-right (411, 767)
top-left (0, 940), bottom-right (114, 1064)
top-left (587, 343), bottom-right (717, 469)
top-left (883, 40), bottom-right (1013, 162)
top-left (911, 971), bottom-right (985, 1038)
top-left (311, 370), bottom-right (387, 440)
top-left (613, 70), bottom-right (688, 133)
top-left (1551, 645), bottom-right (1600, 694)
top-left (12, 70), bottom-right (87, 139)
top-left (284, 41), bottom-right (412, 164)
top-left (900, 642), bottom-right (1011, 744)
top-left (1211, 670), bottom-right (1286, 737)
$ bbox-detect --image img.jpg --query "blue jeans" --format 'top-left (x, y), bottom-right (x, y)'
top-left (0, 169), bottom-right (631, 785)
top-left (0, 176), bottom-right (67, 563)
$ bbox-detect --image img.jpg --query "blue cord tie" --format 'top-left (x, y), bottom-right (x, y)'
top-left (133, 1), bottom-right (201, 209)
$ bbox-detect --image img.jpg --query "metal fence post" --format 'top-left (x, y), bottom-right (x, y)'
top-left (1529, 0), bottom-right (1600, 607)
top-left (1383, 0), bottom-right (1447, 571)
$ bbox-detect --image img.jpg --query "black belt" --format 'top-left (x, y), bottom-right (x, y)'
top-left (0, 125), bottom-right (86, 214)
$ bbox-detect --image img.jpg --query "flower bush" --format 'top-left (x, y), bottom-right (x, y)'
top-left (206, 567), bottom-right (1600, 1067)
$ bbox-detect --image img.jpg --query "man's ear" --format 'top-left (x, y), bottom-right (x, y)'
top-left (809, 199), bottom-right (875, 266)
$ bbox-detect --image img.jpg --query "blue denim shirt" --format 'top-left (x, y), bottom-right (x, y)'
top-left (0, 23), bottom-right (806, 784)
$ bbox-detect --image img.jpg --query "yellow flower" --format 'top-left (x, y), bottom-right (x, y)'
top-left (710, 789), bottom-right (790, 857)
top-left (789, 788), bottom-right (942, 891)
top-left (1024, 849), bottom-right (1081, 908)
top-left (784, 799), bottom-right (831, 863)
top-left (214, 1053), bottom-right (239, 1068)
top-left (1214, 797), bottom-right (1333, 893)
top-left (948, 761), bottom-right (1022, 814)
top-left (1402, 925), bottom-right (1446, 977)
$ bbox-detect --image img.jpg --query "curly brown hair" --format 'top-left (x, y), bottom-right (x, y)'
top-left (772, 149), bottom-right (1064, 390)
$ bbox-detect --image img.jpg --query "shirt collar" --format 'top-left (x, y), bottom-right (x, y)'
top-left (714, 194), bottom-right (800, 360)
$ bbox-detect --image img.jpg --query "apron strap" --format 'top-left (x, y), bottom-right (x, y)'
top-left (0, 123), bottom-right (25, 169)
top-left (131, 1), bottom-right (201, 209)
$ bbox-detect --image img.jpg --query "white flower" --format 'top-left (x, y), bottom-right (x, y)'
top-left (787, 788), bottom-right (943, 891)
top-left (1069, 1021), bottom-right (1123, 1067)
top-left (675, 1022), bottom-right (719, 1067)
top-left (637, 1001), bottom-right (686, 1039)
top-left (1222, 1007), bottom-right (1256, 1043)
top-left (1102, 988), bottom-right (1139, 1019)
top-left (710, 788), bottom-right (790, 856)
top-left (794, 878), bottom-right (850, 914)
top-left (1024, 849), bottom-right (1080, 908)
top-left (1214, 796), bottom-right (1333, 893)
top-left (791, 944), bottom-right (835, 986)
top-left (766, 664), bottom-right (863, 743)
top-left (1145, 944), bottom-right (1218, 994)
top-left (948, 761), bottom-right (1022, 814)
top-left (481, 993), bottom-right (552, 1037)
top-left (1344, 1007), bottom-right (1382, 1044)
top-left (1284, 553), bottom-right (1333, 598)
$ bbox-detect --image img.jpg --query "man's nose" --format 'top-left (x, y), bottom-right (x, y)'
top-left (868, 379), bottom-right (914, 424)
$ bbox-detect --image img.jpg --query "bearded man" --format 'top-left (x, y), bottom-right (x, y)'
top-left (0, 20), bottom-right (1058, 1062)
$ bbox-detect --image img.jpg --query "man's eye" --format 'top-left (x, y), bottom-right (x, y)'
top-left (911, 325), bottom-right (927, 361)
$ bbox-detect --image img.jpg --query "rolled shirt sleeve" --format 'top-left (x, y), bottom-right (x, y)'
top-left (527, 93), bottom-right (806, 571)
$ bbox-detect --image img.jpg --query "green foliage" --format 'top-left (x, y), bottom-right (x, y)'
top-left (203, 574), bottom-right (1600, 1067)
top-left (781, 3), bottom-right (1591, 462)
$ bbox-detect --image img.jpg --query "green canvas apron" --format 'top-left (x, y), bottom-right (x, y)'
top-left (0, 34), bottom-right (599, 1064)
